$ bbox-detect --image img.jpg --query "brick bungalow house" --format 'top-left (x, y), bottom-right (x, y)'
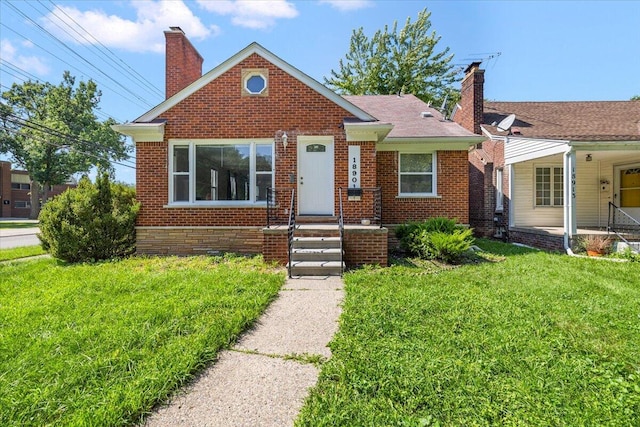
top-left (113, 27), bottom-right (482, 274)
top-left (0, 160), bottom-right (77, 218)
top-left (455, 63), bottom-right (640, 251)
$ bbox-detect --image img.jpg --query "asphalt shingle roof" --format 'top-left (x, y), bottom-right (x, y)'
top-left (483, 101), bottom-right (640, 141)
top-left (344, 94), bottom-right (478, 139)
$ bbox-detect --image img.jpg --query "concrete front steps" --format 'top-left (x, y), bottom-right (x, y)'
top-left (288, 230), bottom-right (345, 276)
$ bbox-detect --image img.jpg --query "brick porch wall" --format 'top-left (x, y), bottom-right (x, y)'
top-left (508, 228), bottom-right (564, 252)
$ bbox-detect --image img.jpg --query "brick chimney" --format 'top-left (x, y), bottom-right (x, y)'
top-left (455, 62), bottom-right (484, 135)
top-left (164, 27), bottom-right (204, 99)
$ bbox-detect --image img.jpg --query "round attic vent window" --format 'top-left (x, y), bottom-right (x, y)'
top-left (245, 74), bottom-right (266, 94)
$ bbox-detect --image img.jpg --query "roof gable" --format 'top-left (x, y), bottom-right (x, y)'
top-left (136, 42), bottom-right (375, 123)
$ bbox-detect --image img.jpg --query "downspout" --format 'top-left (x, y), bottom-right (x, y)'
top-left (563, 147), bottom-right (577, 255)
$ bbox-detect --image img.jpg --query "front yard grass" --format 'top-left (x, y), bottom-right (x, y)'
top-left (0, 255), bottom-right (283, 426)
top-left (297, 239), bottom-right (640, 426)
top-left (0, 245), bottom-right (46, 261)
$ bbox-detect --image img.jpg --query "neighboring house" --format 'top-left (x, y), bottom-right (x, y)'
top-left (455, 63), bottom-right (640, 251)
top-left (0, 160), bottom-right (77, 218)
top-left (113, 27), bottom-right (482, 272)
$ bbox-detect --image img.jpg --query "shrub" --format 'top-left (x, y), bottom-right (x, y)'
top-left (397, 217), bottom-right (474, 263)
top-left (38, 172), bottom-right (139, 262)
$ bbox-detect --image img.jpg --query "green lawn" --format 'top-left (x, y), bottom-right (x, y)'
top-left (297, 240), bottom-right (640, 426)
top-left (0, 221), bottom-right (38, 229)
top-left (0, 255), bottom-right (283, 426)
top-left (0, 245), bottom-right (46, 261)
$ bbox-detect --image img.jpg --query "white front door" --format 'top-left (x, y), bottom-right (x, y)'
top-left (297, 137), bottom-right (334, 215)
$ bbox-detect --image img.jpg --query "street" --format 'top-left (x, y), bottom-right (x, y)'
top-left (0, 228), bottom-right (40, 249)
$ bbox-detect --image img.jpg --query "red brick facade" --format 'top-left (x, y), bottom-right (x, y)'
top-left (377, 150), bottom-right (470, 224)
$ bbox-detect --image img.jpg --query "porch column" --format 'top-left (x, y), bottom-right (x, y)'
top-left (563, 148), bottom-right (577, 247)
top-left (507, 163), bottom-right (515, 228)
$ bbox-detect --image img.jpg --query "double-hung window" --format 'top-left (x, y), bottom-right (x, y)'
top-left (170, 140), bottom-right (273, 204)
top-left (399, 153), bottom-right (436, 196)
top-left (535, 166), bottom-right (563, 207)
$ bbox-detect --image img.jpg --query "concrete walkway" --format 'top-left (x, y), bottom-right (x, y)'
top-left (143, 275), bottom-right (344, 427)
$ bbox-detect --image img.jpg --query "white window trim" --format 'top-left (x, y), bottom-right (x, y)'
top-left (168, 139), bottom-right (274, 207)
top-left (534, 164), bottom-right (563, 208)
top-left (398, 152), bottom-right (437, 197)
top-left (244, 72), bottom-right (267, 95)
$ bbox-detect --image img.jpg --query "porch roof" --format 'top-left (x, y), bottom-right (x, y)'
top-left (483, 101), bottom-right (640, 142)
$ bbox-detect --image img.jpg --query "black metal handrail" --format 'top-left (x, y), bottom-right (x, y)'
top-left (287, 189), bottom-right (296, 278)
top-left (607, 202), bottom-right (640, 253)
top-left (338, 187), bottom-right (382, 227)
top-left (338, 187), bottom-right (344, 276)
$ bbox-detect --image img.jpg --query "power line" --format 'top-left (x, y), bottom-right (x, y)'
top-left (42, 0), bottom-right (164, 99)
top-left (2, 116), bottom-right (136, 170)
top-left (4, 113), bottom-right (136, 165)
top-left (4, 1), bottom-right (156, 109)
top-left (0, 22), bottom-right (151, 114)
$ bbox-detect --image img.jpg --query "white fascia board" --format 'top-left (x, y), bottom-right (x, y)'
top-left (111, 122), bottom-right (165, 142)
top-left (344, 122), bottom-right (394, 142)
top-left (504, 136), bottom-right (569, 165)
top-left (376, 136), bottom-right (483, 152)
top-left (569, 140), bottom-right (640, 150)
top-left (136, 42), bottom-right (376, 123)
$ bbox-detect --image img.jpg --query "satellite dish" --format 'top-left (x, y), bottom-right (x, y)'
top-left (497, 114), bottom-right (516, 132)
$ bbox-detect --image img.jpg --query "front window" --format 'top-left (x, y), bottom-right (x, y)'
top-left (399, 153), bottom-right (436, 196)
top-left (535, 166), bottom-right (563, 206)
top-left (170, 140), bottom-right (273, 204)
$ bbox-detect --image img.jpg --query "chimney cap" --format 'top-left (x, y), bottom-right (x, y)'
top-left (464, 61), bottom-right (483, 74)
top-left (168, 26), bottom-right (184, 33)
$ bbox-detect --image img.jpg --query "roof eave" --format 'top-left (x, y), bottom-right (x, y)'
top-left (344, 122), bottom-right (394, 142)
top-left (111, 122), bottom-right (165, 142)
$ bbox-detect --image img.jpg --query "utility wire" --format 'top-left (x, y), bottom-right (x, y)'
top-left (5, 113), bottom-right (136, 165)
top-left (4, 1), bottom-right (155, 109)
top-left (43, 0), bottom-right (164, 99)
top-left (2, 118), bottom-right (136, 170)
top-left (0, 22), bottom-right (150, 114)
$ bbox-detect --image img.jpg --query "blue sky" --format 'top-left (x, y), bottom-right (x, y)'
top-left (1, 0), bottom-right (639, 184)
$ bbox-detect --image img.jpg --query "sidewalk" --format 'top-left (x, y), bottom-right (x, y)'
top-left (143, 275), bottom-right (344, 427)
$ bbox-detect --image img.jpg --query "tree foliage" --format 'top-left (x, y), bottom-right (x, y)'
top-left (38, 171), bottom-right (139, 263)
top-left (632, 95), bottom-right (640, 101)
top-left (325, 8), bottom-right (459, 109)
top-left (0, 72), bottom-right (130, 218)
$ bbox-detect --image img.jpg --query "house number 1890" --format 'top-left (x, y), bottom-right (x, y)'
top-left (348, 146), bottom-right (361, 189)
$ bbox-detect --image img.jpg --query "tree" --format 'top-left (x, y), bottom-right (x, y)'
top-left (325, 8), bottom-right (459, 111)
top-left (0, 72), bottom-right (130, 218)
top-left (632, 95), bottom-right (640, 101)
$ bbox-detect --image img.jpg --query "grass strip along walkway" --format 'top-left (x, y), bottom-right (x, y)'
top-left (0, 255), bottom-right (283, 426)
top-left (0, 245), bottom-right (46, 262)
top-left (297, 240), bottom-right (640, 426)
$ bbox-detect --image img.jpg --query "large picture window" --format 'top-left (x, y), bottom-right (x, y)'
top-left (170, 140), bottom-right (273, 204)
top-left (535, 166), bottom-right (563, 207)
top-left (399, 153), bottom-right (436, 196)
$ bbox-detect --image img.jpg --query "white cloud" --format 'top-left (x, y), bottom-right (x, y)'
top-left (196, 0), bottom-right (298, 29)
top-left (318, 0), bottom-right (372, 12)
top-left (41, 1), bottom-right (219, 53)
top-left (0, 39), bottom-right (50, 77)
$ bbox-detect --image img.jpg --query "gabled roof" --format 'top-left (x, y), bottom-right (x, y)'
top-left (135, 42), bottom-right (376, 123)
top-left (483, 101), bottom-right (640, 142)
top-left (345, 94), bottom-right (480, 140)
